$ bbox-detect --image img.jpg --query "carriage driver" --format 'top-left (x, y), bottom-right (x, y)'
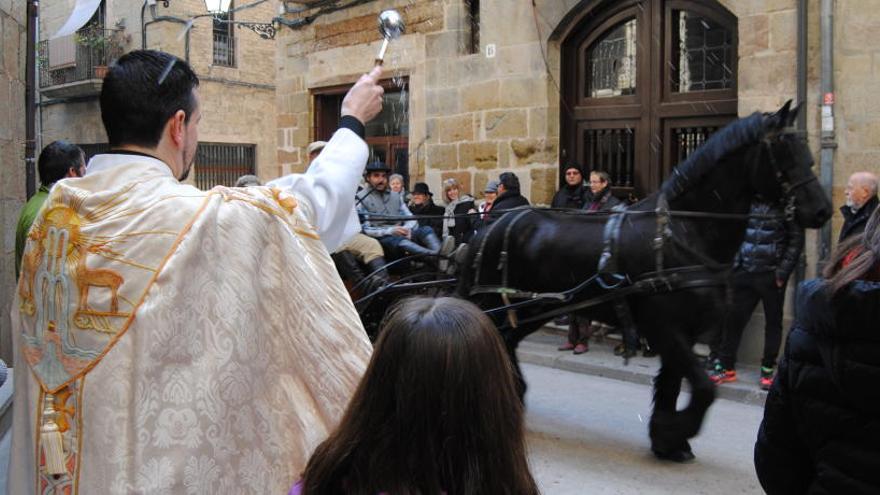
top-left (356, 161), bottom-right (453, 260)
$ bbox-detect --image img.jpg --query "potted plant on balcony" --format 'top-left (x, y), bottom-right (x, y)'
top-left (75, 25), bottom-right (127, 79)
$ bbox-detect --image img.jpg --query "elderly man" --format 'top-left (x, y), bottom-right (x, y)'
top-left (840, 171), bottom-right (879, 242)
top-left (15, 141), bottom-right (85, 279)
top-left (10, 50), bottom-right (384, 493)
top-left (357, 162), bottom-right (450, 259)
top-left (584, 170), bottom-right (622, 211)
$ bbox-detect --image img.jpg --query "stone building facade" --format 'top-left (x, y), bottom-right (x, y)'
top-left (38, 0), bottom-right (279, 183)
top-left (0, 0), bottom-right (27, 363)
top-left (276, 0), bottom-right (879, 245)
top-left (275, 0), bottom-right (879, 363)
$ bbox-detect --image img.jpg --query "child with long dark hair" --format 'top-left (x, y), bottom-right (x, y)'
top-left (292, 297), bottom-right (539, 495)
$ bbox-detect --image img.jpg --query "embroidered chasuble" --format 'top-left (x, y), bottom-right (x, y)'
top-left (9, 128), bottom-right (373, 493)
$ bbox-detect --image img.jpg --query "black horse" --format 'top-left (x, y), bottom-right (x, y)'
top-left (457, 102), bottom-right (832, 462)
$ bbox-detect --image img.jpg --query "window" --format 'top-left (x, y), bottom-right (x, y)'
top-left (466, 0), bottom-right (480, 55)
top-left (671, 10), bottom-right (734, 92)
top-left (194, 143), bottom-right (256, 189)
top-left (213, 3), bottom-right (235, 67)
top-left (314, 80), bottom-right (410, 184)
top-left (586, 18), bottom-right (637, 98)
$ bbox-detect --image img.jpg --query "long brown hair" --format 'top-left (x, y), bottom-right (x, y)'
top-left (301, 297), bottom-right (539, 495)
top-left (824, 206), bottom-right (880, 294)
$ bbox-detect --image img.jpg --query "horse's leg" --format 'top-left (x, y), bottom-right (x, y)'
top-left (502, 322), bottom-right (545, 402)
top-left (649, 330), bottom-right (716, 462)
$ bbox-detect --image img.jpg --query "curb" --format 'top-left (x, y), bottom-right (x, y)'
top-left (519, 329), bottom-right (770, 407)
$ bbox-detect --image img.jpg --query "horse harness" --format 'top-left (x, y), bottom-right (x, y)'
top-left (466, 129), bottom-right (810, 357)
top-left (468, 203), bottom-right (732, 354)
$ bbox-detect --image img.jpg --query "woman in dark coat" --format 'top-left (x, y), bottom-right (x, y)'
top-left (754, 207), bottom-right (880, 495)
top-left (441, 178), bottom-right (475, 245)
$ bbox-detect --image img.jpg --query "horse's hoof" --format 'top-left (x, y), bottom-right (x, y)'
top-left (652, 448), bottom-right (696, 463)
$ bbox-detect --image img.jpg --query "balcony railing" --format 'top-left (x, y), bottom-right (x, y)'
top-left (39, 40), bottom-right (111, 89)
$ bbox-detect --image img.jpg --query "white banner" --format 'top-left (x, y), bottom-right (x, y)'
top-left (52, 0), bottom-right (103, 39)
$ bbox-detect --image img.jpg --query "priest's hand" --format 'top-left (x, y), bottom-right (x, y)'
top-left (342, 66), bottom-right (385, 124)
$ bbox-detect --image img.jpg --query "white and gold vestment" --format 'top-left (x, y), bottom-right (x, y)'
top-left (10, 128), bottom-right (372, 493)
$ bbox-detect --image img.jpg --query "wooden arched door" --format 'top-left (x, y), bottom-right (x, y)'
top-left (560, 0), bottom-right (738, 200)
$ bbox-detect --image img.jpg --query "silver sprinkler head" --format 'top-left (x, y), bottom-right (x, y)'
top-left (375, 9), bottom-right (405, 65)
top-left (378, 9), bottom-right (405, 40)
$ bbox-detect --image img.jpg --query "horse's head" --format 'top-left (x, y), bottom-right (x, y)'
top-left (754, 101), bottom-right (832, 228)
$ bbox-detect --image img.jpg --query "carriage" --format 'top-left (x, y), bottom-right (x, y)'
top-left (342, 102), bottom-right (831, 462)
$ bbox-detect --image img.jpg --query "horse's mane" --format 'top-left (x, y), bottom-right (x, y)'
top-left (660, 112), bottom-right (766, 201)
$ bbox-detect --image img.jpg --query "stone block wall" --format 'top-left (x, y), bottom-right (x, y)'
top-left (831, 0), bottom-right (880, 236)
top-left (39, 0), bottom-right (278, 180)
top-left (276, 0), bottom-right (562, 204)
top-left (0, 0), bottom-right (26, 363)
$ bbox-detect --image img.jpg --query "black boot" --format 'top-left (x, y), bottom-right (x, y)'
top-left (331, 251), bottom-right (366, 286)
top-left (365, 258), bottom-right (389, 292)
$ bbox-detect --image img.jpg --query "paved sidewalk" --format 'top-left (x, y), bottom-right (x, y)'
top-left (519, 326), bottom-right (771, 407)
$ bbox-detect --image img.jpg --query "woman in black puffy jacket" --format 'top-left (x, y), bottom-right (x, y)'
top-left (754, 207), bottom-right (880, 495)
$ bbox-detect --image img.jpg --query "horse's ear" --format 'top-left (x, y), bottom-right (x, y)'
top-left (787, 102), bottom-right (802, 126)
top-left (777, 100), bottom-right (792, 124)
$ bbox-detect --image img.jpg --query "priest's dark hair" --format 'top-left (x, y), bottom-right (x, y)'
top-left (299, 296), bottom-right (539, 495)
top-left (100, 50), bottom-right (200, 148)
top-left (38, 140), bottom-right (84, 186)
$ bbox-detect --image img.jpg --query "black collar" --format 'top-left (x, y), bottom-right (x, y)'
top-left (108, 149), bottom-right (164, 162)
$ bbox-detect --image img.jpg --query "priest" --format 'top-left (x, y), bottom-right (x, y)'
top-left (10, 50), bottom-right (384, 493)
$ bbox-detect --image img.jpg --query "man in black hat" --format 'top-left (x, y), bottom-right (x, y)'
top-left (409, 182), bottom-right (445, 238)
top-left (356, 162), bottom-right (448, 259)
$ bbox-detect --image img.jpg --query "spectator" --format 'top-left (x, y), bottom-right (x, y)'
top-left (583, 170), bottom-right (633, 355)
top-left (552, 163), bottom-right (588, 209)
top-left (710, 197), bottom-right (805, 389)
top-left (15, 140), bottom-right (85, 279)
top-left (357, 161), bottom-right (450, 259)
top-left (478, 179), bottom-right (499, 219)
top-left (553, 163), bottom-right (591, 354)
top-left (234, 174), bottom-right (261, 187)
top-left (442, 178), bottom-right (475, 245)
top-left (489, 172), bottom-right (530, 222)
top-left (754, 206), bottom-right (880, 495)
top-left (839, 171), bottom-right (878, 242)
top-left (583, 170), bottom-right (621, 211)
top-left (388, 173), bottom-right (411, 204)
top-left (306, 140), bottom-right (328, 163)
top-left (292, 297), bottom-right (539, 495)
top-left (408, 182), bottom-right (444, 238)
top-left (469, 179), bottom-right (499, 235)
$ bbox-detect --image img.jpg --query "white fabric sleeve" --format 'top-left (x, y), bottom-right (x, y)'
top-left (267, 128), bottom-right (368, 252)
top-left (400, 202), bottom-right (418, 231)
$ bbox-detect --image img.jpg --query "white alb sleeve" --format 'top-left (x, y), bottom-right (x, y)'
top-left (266, 128), bottom-right (368, 252)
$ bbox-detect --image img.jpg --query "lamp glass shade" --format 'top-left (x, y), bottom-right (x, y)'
top-left (205, 0), bottom-right (232, 14)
